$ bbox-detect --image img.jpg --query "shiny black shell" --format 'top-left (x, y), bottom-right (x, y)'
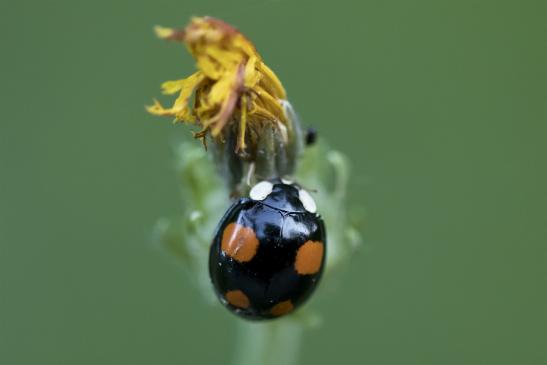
top-left (209, 180), bottom-right (326, 320)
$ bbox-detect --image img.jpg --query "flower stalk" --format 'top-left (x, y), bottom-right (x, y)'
top-left (149, 16), bottom-right (362, 365)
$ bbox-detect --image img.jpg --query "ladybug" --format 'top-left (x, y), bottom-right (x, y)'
top-left (209, 178), bottom-right (326, 320)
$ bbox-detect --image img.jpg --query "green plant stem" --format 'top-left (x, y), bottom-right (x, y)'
top-left (155, 141), bottom-right (360, 365)
top-left (232, 320), bottom-right (303, 365)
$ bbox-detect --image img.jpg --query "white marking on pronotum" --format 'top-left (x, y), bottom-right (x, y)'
top-left (249, 181), bottom-right (274, 201)
top-left (298, 188), bottom-right (317, 213)
top-left (281, 177), bottom-right (293, 185)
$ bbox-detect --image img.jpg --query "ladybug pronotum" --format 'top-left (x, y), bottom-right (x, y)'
top-left (209, 178), bottom-right (326, 320)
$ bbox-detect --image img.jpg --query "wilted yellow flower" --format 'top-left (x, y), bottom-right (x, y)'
top-left (147, 17), bottom-right (290, 154)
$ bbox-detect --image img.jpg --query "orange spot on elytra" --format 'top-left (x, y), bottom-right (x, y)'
top-left (270, 300), bottom-right (294, 316)
top-left (221, 222), bottom-right (259, 262)
top-left (225, 290), bottom-right (250, 309)
top-left (294, 240), bottom-right (324, 275)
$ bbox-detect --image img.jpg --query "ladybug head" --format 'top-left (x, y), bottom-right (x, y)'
top-left (248, 178), bottom-right (317, 214)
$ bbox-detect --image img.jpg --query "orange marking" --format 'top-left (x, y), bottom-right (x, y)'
top-left (221, 222), bottom-right (259, 262)
top-left (225, 290), bottom-right (250, 309)
top-left (270, 300), bottom-right (294, 316)
top-left (294, 240), bottom-right (324, 275)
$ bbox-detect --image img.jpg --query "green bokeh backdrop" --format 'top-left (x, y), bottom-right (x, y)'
top-left (1, 0), bottom-right (546, 364)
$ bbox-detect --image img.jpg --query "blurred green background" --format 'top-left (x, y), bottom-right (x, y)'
top-left (1, 0), bottom-right (546, 364)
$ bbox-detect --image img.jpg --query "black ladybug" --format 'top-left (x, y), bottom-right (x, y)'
top-left (209, 178), bottom-right (326, 320)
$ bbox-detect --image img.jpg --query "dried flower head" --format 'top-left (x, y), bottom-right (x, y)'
top-left (147, 17), bottom-right (290, 154)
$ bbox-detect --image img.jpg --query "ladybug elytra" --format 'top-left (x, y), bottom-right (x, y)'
top-left (209, 179), bottom-right (326, 320)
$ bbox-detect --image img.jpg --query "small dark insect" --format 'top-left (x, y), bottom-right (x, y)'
top-left (209, 178), bottom-right (326, 320)
top-left (305, 127), bottom-right (318, 146)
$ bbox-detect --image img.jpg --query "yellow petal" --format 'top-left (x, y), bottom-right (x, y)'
top-left (195, 55), bottom-right (223, 80)
top-left (148, 72), bottom-right (204, 122)
top-left (146, 99), bottom-right (175, 116)
top-left (253, 86), bottom-right (285, 121)
top-left (236, 94), bottom-right (248, 152)
top-left (257, 63), bottom-right (286, 98)
top-left (205, 46), bottom-right (244, 69)
top-left (208, 64), bottom-right (244, 134)
top-left (205, 68), bottom-right (241, 107)
top-left (233, 34), bottom-right (259, 59)
top-left (170, 72), bottom-right (205, 112)
top-left (154, 25), bottom-right (186, 42)
top-left (244, 56), bottom-right (261, 88)
top-left (161, 79), bottom-right (186, 95)
top-left (176, 108), bottom-right (196, 123)
top-left (154, 25), bottom-right (176, 39)
top-left (249, 104), bottom-right (278, 122)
